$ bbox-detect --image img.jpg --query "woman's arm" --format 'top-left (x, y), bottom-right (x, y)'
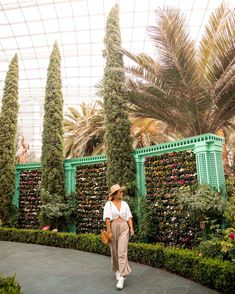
top-left (105, 218), bottom-right (112, 238)
top-left (127, 218), bottom-right (134, 236)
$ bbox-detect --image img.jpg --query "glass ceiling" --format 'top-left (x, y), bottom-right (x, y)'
top-left (0, 0), bottom-right (233, 158)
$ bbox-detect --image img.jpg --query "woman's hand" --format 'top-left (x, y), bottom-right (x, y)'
top-left (107, 230), bottom-right (112, 239)
top-left (130, 228), bottom-right (134, 236)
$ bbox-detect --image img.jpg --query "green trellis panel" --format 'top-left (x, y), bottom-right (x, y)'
top-left (13, 133), bottom-right (226, 229)
top-left (64, 156), bottom-right (107, 233)
top-left (13, 162), bottom-right (41, 209)
top-left (134, 133), bottom-right (225, 193)
top-left (64, 155), bottom-right (107, 193)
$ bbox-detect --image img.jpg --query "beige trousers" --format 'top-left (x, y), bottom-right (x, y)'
top-left (109, 218), bottom-right (131, 276)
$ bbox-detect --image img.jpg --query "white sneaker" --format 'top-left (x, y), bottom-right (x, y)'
top-left (116, 271), bottom-right (121, 281)
top-left (116, 276), bottom-right (124, 290)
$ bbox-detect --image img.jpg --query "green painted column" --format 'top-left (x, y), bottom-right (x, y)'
top-left (64, 162), bottom-right (77, 233)
top-left (13, 170), bottom-right (20, 208)
top-left (134, 154), bottom-right (146, 226)
top-left (71, 165), bottom-right (77, 193)
top-left (208, 140), bottom-right (226, 196)
top-left (194, 141), bottom-right (211, 185)
top-left (64, 161), bottom-right (73, 194)
top-left (194, 139), bottom-right (226, 194)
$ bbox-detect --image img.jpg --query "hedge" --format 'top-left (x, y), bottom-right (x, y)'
top-left (0, 228), bottom-right (234, 293)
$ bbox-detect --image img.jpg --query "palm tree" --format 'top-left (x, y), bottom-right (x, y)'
top-left (122, 3), bottom-right (235, 139)
top-left (64, 101), bottom-right (105, 158)
top-left (64, 101), bottom-right (177, 158)
top-left (131, 116), bottom-right (179, 148)
top-left (224, 124), bottom-right (235, 174)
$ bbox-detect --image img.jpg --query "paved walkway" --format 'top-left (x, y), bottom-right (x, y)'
top-left (0, 241), bottom-right (219, 294)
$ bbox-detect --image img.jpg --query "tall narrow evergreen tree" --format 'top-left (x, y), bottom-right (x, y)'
top-left (0, 54), bottom-right (19, 226)
top-left (103, 4), bottom-right (135, 194)
top-left (40, 42), bottom-right (65, 226)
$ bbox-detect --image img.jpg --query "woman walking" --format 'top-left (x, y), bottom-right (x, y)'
top-left (103, 184), bottom-right (134, 290)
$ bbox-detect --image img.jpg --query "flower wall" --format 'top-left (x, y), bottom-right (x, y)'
top-left (18, 170), bottom-right (41, 229)
top-left (75, 162), bottom-right (108, 234)
top-left (145, 150), bottom-right (197, 246)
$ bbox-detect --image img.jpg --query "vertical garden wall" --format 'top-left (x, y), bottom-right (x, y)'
top-left (14, 163), bottom-right (41, 229)
top-left (13, 133), bottom-right (225, 233)
top-left (65, 155), bottom-right (107, 234)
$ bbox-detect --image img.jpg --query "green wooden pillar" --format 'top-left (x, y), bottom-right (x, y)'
top-left (64, 161), bottom-right (77, 233)
top-left (194, 139), bottom-right (226, 195)
top-left (208, 140), bottom-right (226, 196)
top-left (194, 141), bottom-right (211, 185)
top-left (64, 161), bottom-right (72, 194)
top-left (13, 169), bottom-right (20, 208)
top-left (134, 154), bottom-right (146, 227)
top-left (71, 165), bottom-right (77, 193)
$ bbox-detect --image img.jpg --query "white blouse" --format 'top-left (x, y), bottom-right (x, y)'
top-left (103, 200), bottom-right (132, 222)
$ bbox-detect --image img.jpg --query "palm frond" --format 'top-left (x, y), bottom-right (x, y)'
top-left (199, 3), bottom-right (235, 86)
top-left (95, 79), bottom-right (105, 98)
top-left (122, 49), bottom-right (160, 75)
top-left (148, 6), bottom-right (199, 88)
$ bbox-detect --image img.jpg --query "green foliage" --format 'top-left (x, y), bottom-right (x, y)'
top-left (220, 228), bottom-right (235, 262)
top-left (198, 238), bottom-right (223, 259)
top-left (0, 273), bottom-right (22, 294)
top-left (124, 195), bottom-right (138, 238)
top-left (144, 151), bottom-right (198, 247)
top-left (39, 189), bottom-right (77, 231)
top-left (224, 176), bottom-right (235, 227)
top-left (103, 4), bottom-right (135, 195)
top-left (177, 185), bottom-right (226, 242)
top-left (164, 247), bottom-right (200, 278)
top-left (138, 198), bottom-right (158, 243)
top-left (123, 4), bottom-right (235, 138)
top-left (128, 242), bottom-right (165, 268)
top-left (64, 192), bottom-right (78, 224)
top-left (41, 41), bottom-right (65, 197)
top-left (178, 185), bottom-right (226, 217)
top-left (135, 184), bottom-right (226, 248)
top-left (0, 54), bottom-right (19, 226)
top-left (193, 258), bottom-right (235, 294)
top-left (41, 42), bottom-right (65, 227)
top-left (198, 228), bottom-right (235, 263)
top-left (0, 227), bottom-right (235, 293)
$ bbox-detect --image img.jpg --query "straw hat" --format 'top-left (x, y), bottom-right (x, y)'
top-left (108, 184), bottom-right (125, 198)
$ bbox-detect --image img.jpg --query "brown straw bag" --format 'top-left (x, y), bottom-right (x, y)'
top-left (101, 230), bottom-right (111, 245)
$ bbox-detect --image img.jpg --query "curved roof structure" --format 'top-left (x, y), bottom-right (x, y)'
top-left (0, 0), bottom-right (232, 157)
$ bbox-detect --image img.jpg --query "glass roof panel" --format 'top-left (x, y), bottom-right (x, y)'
top-left (0, 0), bottom-right (232, 159)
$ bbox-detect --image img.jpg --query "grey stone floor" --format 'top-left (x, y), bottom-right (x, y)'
top-left (0, 241), bottom-right (219, 294)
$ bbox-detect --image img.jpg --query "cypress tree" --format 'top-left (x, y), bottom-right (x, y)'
top-left (0, 54), bottom-right (19, 226)
top-left (103, 4), bottom-right (135, 194)
top-left (40, 42), bottom-right (65, 226)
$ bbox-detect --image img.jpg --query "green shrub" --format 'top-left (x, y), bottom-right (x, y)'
top-left (138, 198), bottom-right (158, 243)
top-left (197, 228), bottom-right (235, 262)
top-left (164, 247), bottom-right (199, 278)
top-left (177, 185), bottom-right (226, 244)
top-left (193, 259), bottom-right (235, 294)
top-left (0, 273), bottom-right (22, 294)
top-left (198, 239), bottom-right (223, 259)
top-left (128, 243), bottom-right (165, 268)
top-left (0, 227), bottom-right (235, 293)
